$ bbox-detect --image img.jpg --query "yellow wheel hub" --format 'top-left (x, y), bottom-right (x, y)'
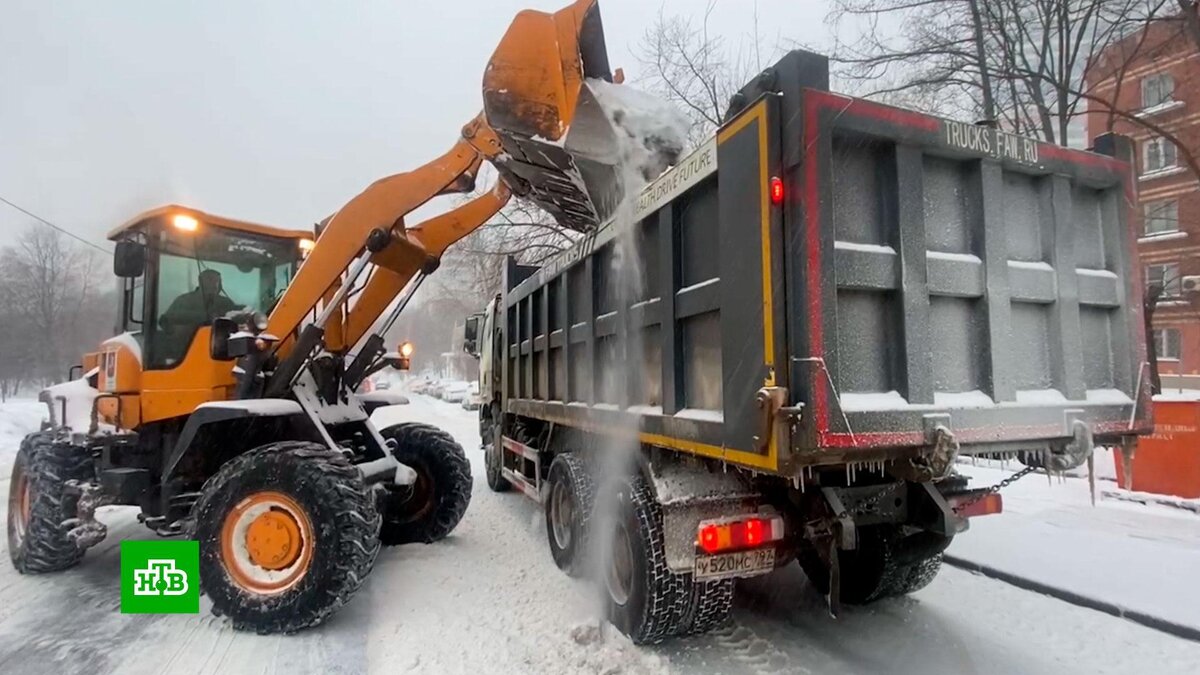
top-left (220, 490), bottom-right (314, 594)
top-left (245, 510), bottom-right (303, 570)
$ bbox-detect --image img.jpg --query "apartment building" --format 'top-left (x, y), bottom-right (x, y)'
top-left (1086, 18), bottom-right (1200, 377)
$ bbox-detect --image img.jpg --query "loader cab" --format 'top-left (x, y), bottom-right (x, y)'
top-left (109, 206), bottom-right (313, 372)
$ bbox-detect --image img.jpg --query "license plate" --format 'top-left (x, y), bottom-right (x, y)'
top-left (694, 548), bottom-right (776, 580)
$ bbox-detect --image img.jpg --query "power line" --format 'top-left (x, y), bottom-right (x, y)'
top-left (0, 195), bottom-right (112, 254)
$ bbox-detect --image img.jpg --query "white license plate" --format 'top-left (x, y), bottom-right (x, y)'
top-left (694, 548), bottom-right (776, 580)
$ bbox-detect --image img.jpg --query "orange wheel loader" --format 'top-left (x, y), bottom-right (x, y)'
top-left (5, 0), bottom-right (635, 633)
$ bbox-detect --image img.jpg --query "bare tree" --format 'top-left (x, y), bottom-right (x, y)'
top-left (385, 191), bottom-right (582, 373)
top-left (827, 0), bottom-right (1200, 179)
top-left (0, 226), bottom-right (113, 390)
top-left (1176, 0), bottom-right (1200, 47)
top-left (634, 1), bottom-right (780, 146)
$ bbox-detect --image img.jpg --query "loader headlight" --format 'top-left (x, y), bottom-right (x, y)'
top-left (399, 341), bottom-right (415, 358)
top-left (172, 214), bottom-right (200, 232)
top-left (298, 238), bottom-right (316, 257)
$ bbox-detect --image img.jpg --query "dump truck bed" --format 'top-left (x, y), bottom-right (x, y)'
top-left (499, 51), bottom-right (1151, 478)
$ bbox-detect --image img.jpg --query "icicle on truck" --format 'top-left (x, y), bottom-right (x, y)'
top-left (465, 49), bottom-right (1153, 643)
top-left (5, 0), bottom-right (640, 633)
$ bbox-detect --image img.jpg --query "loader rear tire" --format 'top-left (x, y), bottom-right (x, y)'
top-left (545, 453), bottom-right (594, 576)
top-left (377, 423), bottom-right (472, 545)
top-left (797, 526), bottom-right (950, 605)
top-left (8, 433), bottom-right (93, 574)
top-left (191, 441), bottom-right (380, 634)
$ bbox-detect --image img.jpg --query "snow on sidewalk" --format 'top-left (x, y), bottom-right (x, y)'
top-left (950, 457), bottom-right (1200, 633)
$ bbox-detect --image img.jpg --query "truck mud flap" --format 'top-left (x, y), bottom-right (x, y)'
top-left (643, 458), bottom-right (761, 574)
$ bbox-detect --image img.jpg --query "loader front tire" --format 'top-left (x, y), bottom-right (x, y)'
top-left (377, 423), bottom-right (472, 545)
top-left (8, 433), bottom-right (93, 574)
top-left (191, 441), bottom-right (381, 634)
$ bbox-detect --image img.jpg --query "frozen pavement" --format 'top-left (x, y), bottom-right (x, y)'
top-left (949, 457), bottom-right (1200, 634)
top-left (1, 397), bottom-right (1200, 674)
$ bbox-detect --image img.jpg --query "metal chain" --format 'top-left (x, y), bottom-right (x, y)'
top-left (830, 463), bottom-right (1039, 521)
top-left (951, 464), bottom-right (1039, 513)
top-left (834, 480), bottom-right (904, 521)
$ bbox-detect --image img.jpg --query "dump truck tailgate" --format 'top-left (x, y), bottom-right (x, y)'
top-left (791, 90), bottom-right (1152, 453)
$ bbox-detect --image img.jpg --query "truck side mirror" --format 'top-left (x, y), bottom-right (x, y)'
top-left (113, 241), bottom-right (146, 278)
top-left (209, 317), bottom-right (237, 361)
top-left (463, 315), bottom-right (480, 357)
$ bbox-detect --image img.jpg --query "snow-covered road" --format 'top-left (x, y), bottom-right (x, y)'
top-left (1, 396), bottom-right (1199, 674)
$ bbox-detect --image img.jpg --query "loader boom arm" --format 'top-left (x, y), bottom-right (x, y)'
top-left (258, 0), bottom-right (614, 391)
top-left (266, 129), bottom-right (502, 348)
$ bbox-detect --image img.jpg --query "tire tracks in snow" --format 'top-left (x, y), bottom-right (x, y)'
top-left (682, 620), bottom-right (802, 674)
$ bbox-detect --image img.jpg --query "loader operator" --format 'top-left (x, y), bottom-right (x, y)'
top-left (158, 269), bottom-right (240, 362)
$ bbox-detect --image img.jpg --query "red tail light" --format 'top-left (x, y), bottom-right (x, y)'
top-left (744, 518), bottom-right (763, 546)
top-left (696, 515), bottom-right (784, 553)
top-left (769, 176), bottom-right (784, 205)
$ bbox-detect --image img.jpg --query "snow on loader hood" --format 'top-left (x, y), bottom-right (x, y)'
top-left (39, 371), bottom-right (113, 437)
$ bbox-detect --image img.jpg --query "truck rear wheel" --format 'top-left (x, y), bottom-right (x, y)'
top-left (797, 526), bottom-right (950, 604)
top-left (191, 441), bottom-right (380, 634)
top-left (8, 433), bottom-right (93, 574)
top-left (598, 474), bottom-right (733, 644)
top-left (377, 423), bottom-right (472, 545)
top-left (545, 453), bottom-right (593, 576)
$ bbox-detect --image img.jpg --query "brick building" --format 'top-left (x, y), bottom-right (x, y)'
top-left (1086, 18), bottom-right (1200, 379)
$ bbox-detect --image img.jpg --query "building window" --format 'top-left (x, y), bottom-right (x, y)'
top-left (1144, 200), bottom-right (1180, 235)
top-left (1153, 328), bottom-right (1181, 360)
top-left (1146, 262), bottom-right (1181, 298)
top-left (1141, 73), bottom-right (1175, 109)
top-left (1143, 136), bottom-right (1178, 174)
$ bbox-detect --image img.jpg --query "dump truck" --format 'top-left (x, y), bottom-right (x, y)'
top-left (5, 0), bottom-right (639, 633)
top-left (467, 48), bottom-right (1153, 644)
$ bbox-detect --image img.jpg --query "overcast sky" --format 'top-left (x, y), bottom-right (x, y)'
top-left (1, 0), bottom-right (837, 247)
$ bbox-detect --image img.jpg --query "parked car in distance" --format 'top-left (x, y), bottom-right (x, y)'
top-left (441, 381), bottom-right (471, 403)
top-left (462, 382), bottom-right (482, 411)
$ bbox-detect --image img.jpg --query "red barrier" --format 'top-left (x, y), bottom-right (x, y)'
top-left (1114, 399), bottom-right (1200, 499)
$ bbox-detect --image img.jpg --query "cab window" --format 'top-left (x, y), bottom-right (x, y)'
top-left (148, 225), bottom-right (299, 368)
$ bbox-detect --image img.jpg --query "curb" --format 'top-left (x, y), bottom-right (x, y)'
top-left (943, 555), bottom-right (1200, 643)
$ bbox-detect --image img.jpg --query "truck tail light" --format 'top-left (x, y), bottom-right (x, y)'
top-left (769, 176), bottom-right (784, 205)
top-left (947, 492), bottom-right (1003, 519)
top-left (697, 515), bottom-right (784, 554)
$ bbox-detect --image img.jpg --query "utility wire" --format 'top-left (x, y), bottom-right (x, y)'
top-left (0, 195), bottom-right (112, 254)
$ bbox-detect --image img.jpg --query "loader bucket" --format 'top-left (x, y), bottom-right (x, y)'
top-left (483, 0), bottom-right (623, 231)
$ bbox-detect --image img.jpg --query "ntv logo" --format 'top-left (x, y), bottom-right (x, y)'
top-left (133, 559), bottom-right (189, 596)
top-left (121, 540), bottom-right (199, 613)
